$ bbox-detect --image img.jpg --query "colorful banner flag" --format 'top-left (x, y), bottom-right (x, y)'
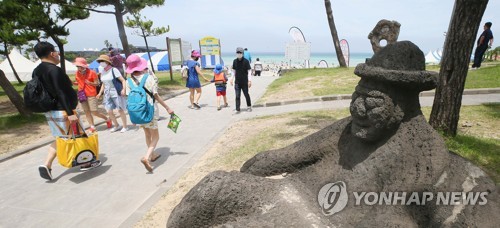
top-left (340, 39), bottom-right (350, 67)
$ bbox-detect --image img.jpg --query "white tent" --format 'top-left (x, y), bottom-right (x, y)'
top-left (425, 49), bottom-right (442, 64)
top-left (0, 48), bottom-right (37, 82)
top-left (34, 59), bottom-right (78, 75)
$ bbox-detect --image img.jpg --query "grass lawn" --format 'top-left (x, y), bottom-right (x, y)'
top-left (258, 62), bottom-right (500, 104)
top-left (0, 113), bottom-right (46, 130)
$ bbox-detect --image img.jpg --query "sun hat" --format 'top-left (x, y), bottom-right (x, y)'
top-left (236, 47), bottom-right (244, 53)
top-left (96, 54), bottom-right (112, 64)
top-left (214, 64), bottom-right (223, 74)
top-left (125, 55), bottom-right (148, 74)
top-left (73, 57), bottom-right (88, 68)
top-left (191, 50), bottom-right (201, 58)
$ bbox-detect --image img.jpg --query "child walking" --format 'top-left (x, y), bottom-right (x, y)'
top-left (125, 55), bottom-right (175, 173)
top-left (211, 64), bottom-right (229, 111)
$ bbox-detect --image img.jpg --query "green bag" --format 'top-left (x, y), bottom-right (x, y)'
top-left (167, 113), bottom-right (181, 133)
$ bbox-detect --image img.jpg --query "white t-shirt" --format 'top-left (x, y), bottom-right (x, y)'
top-left (254, 61), bottom-right (263, 71)
top-left (100, 67), bottom-right (123, 97)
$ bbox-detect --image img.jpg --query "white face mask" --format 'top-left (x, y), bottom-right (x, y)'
top-left (99, 62), bottom-right (108, 68)
top-left (237, 53), bottom-right (243, 59)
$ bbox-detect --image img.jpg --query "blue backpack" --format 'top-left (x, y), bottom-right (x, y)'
top-left (127, 74), bottom-right (155, 124)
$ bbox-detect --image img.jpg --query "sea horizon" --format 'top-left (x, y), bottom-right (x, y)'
top-left (221, 52), bottom-right (373, 67)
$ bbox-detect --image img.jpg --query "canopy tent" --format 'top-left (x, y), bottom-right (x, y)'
top-left (201, 55), bottom-right (224, 69)
top-left (425, 49), bottom-right (442, 64)
top-left (89, 51), bottom-right (170, 73)
top-left (0, 48), bottom-right (36, 82)
top-left (34, 59), bottom-right (78, 75)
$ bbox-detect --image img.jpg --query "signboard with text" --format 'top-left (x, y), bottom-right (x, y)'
top-left (199, 36), bottom-right (221, 55)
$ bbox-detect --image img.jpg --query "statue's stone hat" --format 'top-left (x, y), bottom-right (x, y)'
top-left (354, 41), bottom-right (438, 92)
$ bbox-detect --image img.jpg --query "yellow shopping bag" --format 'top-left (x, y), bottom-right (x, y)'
top-left (56, 122), bottom-right (99, 168)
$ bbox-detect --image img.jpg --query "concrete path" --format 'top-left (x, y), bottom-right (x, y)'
top-left (0, 70), bottom-right (499, 227)
top-left (0, 72), bottom-right (277, 228)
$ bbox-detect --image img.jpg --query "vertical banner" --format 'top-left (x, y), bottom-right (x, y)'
top-left (340, 39), bottom-right (350, 67)
top-left (199, 36), bottom-right (224, 69)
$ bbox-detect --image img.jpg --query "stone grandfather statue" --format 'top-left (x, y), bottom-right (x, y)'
top-left (168, 20), bottom-right (499, 227)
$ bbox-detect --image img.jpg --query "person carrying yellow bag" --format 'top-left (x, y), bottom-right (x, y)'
top-left (56, 121), bottom-right (100, 169)
top-left (26, 42), bottom-right (101, 181)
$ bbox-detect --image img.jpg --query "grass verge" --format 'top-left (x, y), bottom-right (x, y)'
top-left (258, 62), bottom-right (500, 104)
top-left (0, 113), bottom-right (46, 130)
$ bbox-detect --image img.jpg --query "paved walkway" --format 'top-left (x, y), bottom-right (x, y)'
top-left (0, 71), bottom-right (499, 227)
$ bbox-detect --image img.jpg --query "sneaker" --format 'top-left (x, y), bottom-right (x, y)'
top-left (120, 127), bottom-right (128, 133)
top-left (233, 109), bottom-right (240, 114)
top-left (247, 107), bottom-right (252, 112)
top-left (193, 103), bottom-right (201, 109)
top-left (106, 119), bottom-right (112, 128)
top-left (110, 126), bottom-right (120, 133)
top-left (80, 160), bottom-right (102, 171)
top-left (38, 165), bottom-right (52, 180)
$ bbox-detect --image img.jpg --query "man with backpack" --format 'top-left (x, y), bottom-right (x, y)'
top-left (26, 42), bottom-right (98, 180)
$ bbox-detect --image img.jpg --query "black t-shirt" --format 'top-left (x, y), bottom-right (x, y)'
top-left (232, 58), bottom-right (251, 84)
top-left (477, 29), bottom-right (494, 47)
top-left (34, 62), bottom-right (77, 114)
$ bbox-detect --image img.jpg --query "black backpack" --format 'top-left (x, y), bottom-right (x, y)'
top-left (23, 72), bottom-right (57, 113)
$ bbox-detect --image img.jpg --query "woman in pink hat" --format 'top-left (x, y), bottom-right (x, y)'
top-left (73, 57), bottom-right (110, 132)
top-left (125, 55), bottom-right (175, 173)
top-left (185, 50), bottom-right (209, 109)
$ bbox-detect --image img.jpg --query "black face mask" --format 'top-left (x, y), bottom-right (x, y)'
top-left (195, 57), bottom-right (199, 61)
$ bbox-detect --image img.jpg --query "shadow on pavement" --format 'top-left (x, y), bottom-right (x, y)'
top-left (152, 147), bottom-right (188, 171)
top-left (47, 154), bottom-right (111, 184)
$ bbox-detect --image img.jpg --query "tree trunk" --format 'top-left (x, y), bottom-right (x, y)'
top-left (324, 0), bottom-right (347, 67)
top-left (51, 35), bottom-right (66, 73)
top-left (3, 43), bottom-right (23, 84)
top-left (429, 0), bottom-right (489, 136)
top-left (0, 70), bottom-right (32, 117)
top-left (142, 30), bottom-right (155, 74)
top-left (114, 1), bottom-right (130, 57)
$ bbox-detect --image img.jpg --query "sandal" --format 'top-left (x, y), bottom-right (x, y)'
top-left (150, 153), bottom-right (161, 162)
top-left (140, 158), bottom-right (153, 172)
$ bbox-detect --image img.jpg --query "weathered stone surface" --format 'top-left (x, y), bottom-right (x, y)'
top-left (368, 19), bottom-right (401, 53)
top-left (167, 21), bottom-right (499, 228)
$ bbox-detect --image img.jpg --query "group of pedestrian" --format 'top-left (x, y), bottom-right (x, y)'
top-left (35, 41), bottom-right (175, 180)
top-left (184, 47), bottom-right (254, 113)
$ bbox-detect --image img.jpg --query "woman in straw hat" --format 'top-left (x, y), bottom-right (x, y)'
top-left (125, 55), bottom-right (175, 172)
top-left (73, 57), bottom-right (110, 132)
top-left (95, 54), bottom-right (129, 133)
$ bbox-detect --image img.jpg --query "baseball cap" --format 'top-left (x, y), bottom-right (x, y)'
top-left (236, 47), bottom-right (244, 53)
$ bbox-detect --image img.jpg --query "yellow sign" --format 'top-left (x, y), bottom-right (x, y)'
top-left (199, 36), bottom-right (221, 55)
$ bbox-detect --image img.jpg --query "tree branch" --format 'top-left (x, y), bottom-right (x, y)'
top-left (58, 3), bottom-right (115, 15)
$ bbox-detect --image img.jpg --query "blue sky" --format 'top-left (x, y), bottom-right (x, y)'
top-left (64, 0), bottom-right (499, 54)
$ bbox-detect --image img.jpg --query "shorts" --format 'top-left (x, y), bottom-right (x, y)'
top-left (45, 110), bottom-right (80, 137)
top-left (80, 97), bottom-right (99, 112)
top-left (103, 96), bottom-right (127, 111)
top-left (140, 118), bottom-right (158, 129)
top-left (216, 90), bottom-right (227, 96)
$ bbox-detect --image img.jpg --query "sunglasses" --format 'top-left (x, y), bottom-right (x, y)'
top-left (236, 51), bottom-right (243, 54)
